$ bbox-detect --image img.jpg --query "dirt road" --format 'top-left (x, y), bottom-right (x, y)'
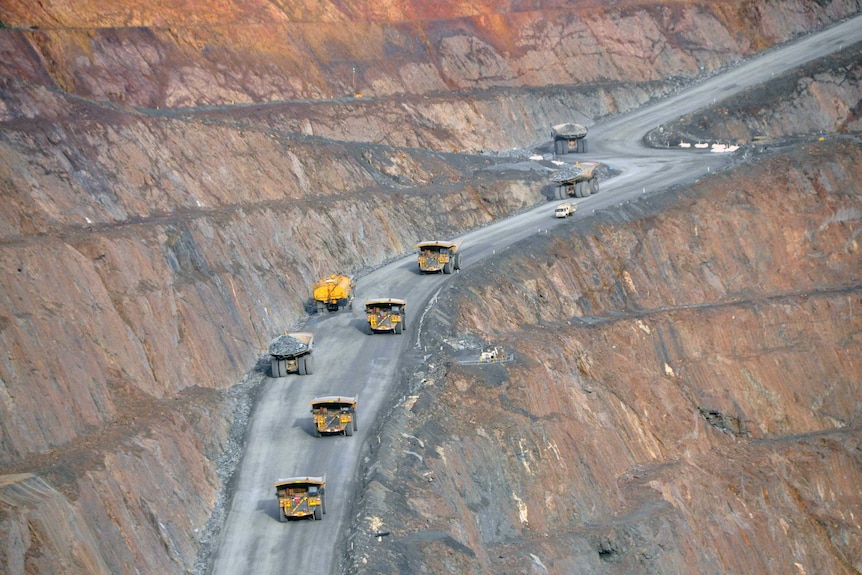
top-left (206, 15), bottom-right (862, 575)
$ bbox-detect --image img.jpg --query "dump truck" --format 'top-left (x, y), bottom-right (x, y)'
top-left (269, 332), bottom-right (314, 377)
top-left (313, 274), bottom-right (354, 313)
top-left (275, 475), bottom-right (326, 522)
top-left (554, 202), bottom-right (576, 218)
top-left (310, 395), bottom-right (358, 437)
top-left (552, 122), bottom-right (589, 154)
top-left (550, 162), bottom-right (600, 200)
top-left (414, 240), bottom-right (462, 274)
top-left (365, 298), bottom-right (406, 334)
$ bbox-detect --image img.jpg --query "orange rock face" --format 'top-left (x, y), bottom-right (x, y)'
top-left (2, 0), bottom-right (859, 107)
top-left (0, 0), bottom-right (860, 573)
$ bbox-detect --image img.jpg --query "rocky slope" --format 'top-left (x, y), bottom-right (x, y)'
top-left (0, 1), bottom-right (860, 573)
top-left (3, 0), bottom-right (861, 151)
top-left (351, 138), bottom-right (862, 574)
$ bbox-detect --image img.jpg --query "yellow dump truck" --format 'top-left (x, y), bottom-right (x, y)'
top-left (275, 475), bottom-right (326, 522)
top-left (550, 161), bottom-right (600, 200)
top-left (313, 274), bottom-right (354, 313)
top-left (414, 240), bottom-right (462, 274)
top-left (365, 298), bottom-right (406, 334)
top-left (268, 332), bottom-right (314, 377)
top-left (311, 395), bottom-right (358, 437)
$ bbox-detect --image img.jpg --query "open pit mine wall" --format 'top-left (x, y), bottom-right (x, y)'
top-left (0, 1), bottom-right (859, 573)
top-left (651, 43), bottom-right (862, 145)
top-left (0, 86), bottom-right (542, 573)
top-left (351, 140), bottom-right (862, 575)
top-left (1, 1), bottom-right (861, 152)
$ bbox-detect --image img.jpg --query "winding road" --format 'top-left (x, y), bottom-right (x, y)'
top-left (207, 15), bottom-right (862, 575)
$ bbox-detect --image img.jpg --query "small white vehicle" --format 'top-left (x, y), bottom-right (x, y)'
top-left (555, 202), bottom-right (576, 218)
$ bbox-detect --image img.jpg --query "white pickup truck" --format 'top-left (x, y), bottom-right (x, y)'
top-left (555, 202), bottom-right (577, 218)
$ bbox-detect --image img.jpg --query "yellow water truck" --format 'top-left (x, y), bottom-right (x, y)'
top-left (313, 274), bottom-right (354, 313)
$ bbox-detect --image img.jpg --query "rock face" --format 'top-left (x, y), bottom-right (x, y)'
top-left (351, 139), bottom-right (862, 574)
top-left (0, 1), bottom-right (860, 574)
top-left (647, 43), bottom-right (862, 145)
top-left (1, 0), bottom-right (860, 150)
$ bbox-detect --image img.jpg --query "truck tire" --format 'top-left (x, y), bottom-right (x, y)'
top-left (353, 416), bottom-right (358, 432)
top-left (272, 359), bottom-right (284, 378)
top-left (455, 253), bottom-right (462, 270)
top-left (279, 507), bottom-right (287, 523)
top-left (314, 506), bottom-right (322, 521)
top-left (297, 355), bottom-right (307, 376)
top-left (345, 423), bottom-right (353, 436)
top-left (395, 321), bottom-right (402, 334)
top-left (578, 181), bottom-right (588, 198)
top-left (322, 495), bottom-right (327, 514)
top-left (577, 138), bottom-right (586, 153)
top-left (303, 354), bottom-right (314, 375)
top-left (443, 260), bottom-right (453, 274)
top-left (591, 179), bottom-right (599, 194)
top-left (316, 301), bottom-right (325, 314)
top-left (367, 323), bottom-right (374, 335)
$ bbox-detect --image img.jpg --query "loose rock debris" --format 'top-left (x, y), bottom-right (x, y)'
top-left (268, 333), bottom-right (308, 356)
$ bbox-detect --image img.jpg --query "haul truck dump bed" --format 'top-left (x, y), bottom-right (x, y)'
top-left (552, 122), bottom-right (589, 154)
top-left (550, 161), bottom-right (600, 200)
top-left (269, 332), bottom-right (314, 377)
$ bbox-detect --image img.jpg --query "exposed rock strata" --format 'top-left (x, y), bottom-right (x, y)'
top-left (349, 139), bottom-right (862, 574)
top-left (0, 79), bottom-right (543, 575)
top-left (0, 1), bottom-right (860, 574)
top-left (2, 1), bottom-right (860, 151)
top-left (647, 43), bottom-right (862, 145)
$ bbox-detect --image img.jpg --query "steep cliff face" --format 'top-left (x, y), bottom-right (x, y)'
top-left (0, 79), bottom-right (544, 573)
top-left (2, 0), bottom-right (861, 150)
top-left (352, 139), bottom-right (862, 574)
top-left (0, 1), bottom-right (860, 573)
top-left (0, 86), bottom-right (544, 465)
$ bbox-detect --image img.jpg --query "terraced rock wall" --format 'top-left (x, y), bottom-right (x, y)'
top-left (0, 1), bottom-right (860, 573)
top-left (352, 139), bottom-right (862, 574)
